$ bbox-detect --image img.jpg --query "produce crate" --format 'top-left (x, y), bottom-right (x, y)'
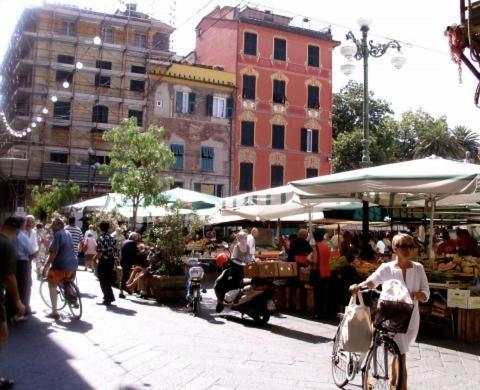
top-left (257, 261), bottom-right (279, 278)
top-left (457, 308), bottom-right (480, 342)
top-left (277, 262), bottom-right (297, 277)
top-left (447, 289), bottom-right (470, 309)
top-left (244, 263), bottom-right (259, 278)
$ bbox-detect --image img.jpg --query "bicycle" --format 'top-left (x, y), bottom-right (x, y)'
top-left (39, 276), bottom-right (83, 319)
top-left (331, 289), bottom-right (413, 390)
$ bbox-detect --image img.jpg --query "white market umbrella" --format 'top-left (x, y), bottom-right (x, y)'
top-left (291, 156), bottom-right (480, 258)
top-left (163, 187), bottom-right (219, 209)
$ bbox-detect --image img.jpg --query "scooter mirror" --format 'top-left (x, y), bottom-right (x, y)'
top-left (222, 241), bottom-right (229, 249)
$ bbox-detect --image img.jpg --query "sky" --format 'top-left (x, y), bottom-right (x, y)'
top-left (0, 0), bottom-right (478, 132)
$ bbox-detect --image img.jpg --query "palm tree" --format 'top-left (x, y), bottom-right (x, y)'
top-left (414, 122), bottom-right (463, 159)
top-left (452, 125), bottom-right (480, 162)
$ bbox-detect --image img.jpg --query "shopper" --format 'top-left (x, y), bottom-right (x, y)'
top-left (119, 232), bottom-right (140, 298)
top-left (350, 233), bottom-right (430, 390)
top-left (246, 228), bottom-right (258, 257)
top-left (93, 221), bottom-right (116, 306)
top-left (65, 216), bottom-right (83, 260)
top-left (310, 229), bottom-right (331, 319)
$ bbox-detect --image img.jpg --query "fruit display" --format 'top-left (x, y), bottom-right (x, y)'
top-left (186, 238), bottom-right (210, 250)
top-left (437, 255), bottom-right (479, 275)
top-left (329, 256), bottom-right (349, 270)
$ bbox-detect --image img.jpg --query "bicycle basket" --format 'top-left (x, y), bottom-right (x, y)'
top-left (374, 299), bottom-right (414, 334)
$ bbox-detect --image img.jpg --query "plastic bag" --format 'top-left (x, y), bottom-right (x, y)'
top-left (341, 292), bottom-right (373, 352)
top-left (380, 279), bottom-right (413, 304)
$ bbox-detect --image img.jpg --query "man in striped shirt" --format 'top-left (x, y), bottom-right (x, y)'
top-left (65, 216), bottom-right (83, 260)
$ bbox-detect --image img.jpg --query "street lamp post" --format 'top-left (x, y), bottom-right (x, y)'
top-left (340, 20), bottom-right (406, 254)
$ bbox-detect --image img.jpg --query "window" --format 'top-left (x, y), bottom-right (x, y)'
top-left (130, 80), bottom-right (145, 92)
top-left (128, 110), bottom-right (143, 126)
top-left (193, 183), bottom-right (222, 197)
top-left (96, 155), bottom-right (110, 165)
top-left (244, 32), bottom-right (257, 55)
top-left (300, 128), bottom-right (319, 153)
top-left (307, 85), bottom-right (320, 109)
top-left (102, 28), bottom-right (114, 44)
top-left (152, 32), bottom-right (169, 51)
top-left (241, 121), bottom-right (254, 146)
top-left (56, 70), bottom-right (73, 83)
top-left (308, 45), bottom-right (320, 67)
top-left (52, 124), bottom-right (70, 130)
top-left (57, 55), bottom-right (74, 65)
top-left (242, 75), bottom-right (256, 100)
top-left (131, 65), bottom-right (146, 74)
top-left (206, 95), bottom-right (233, 118)
top-left (175, 92), bottom-right (196, 113)
top-left (274, 38), bottom-right (286, 61)
top-left (273, 79), bottom-right (286, 104)
top-left (96, 60), bottom-right (112, 70)
top-left (50, 152), bottom-right (68, 163)
top-left (170, 144), bottom-right (184, 171)
top-left (239, 162), bottom-right (253, 192)
top-left (306, 168), bottom-right (318, 178)
top-left (172, 181), bottom-right (183, 188)
top-left (95, 75), bottom-right (111, 88)
top-left (272, 125), bottom-right (285, 149)
top-left (60, 21), bottom-right (76, 36)
top-left (53, 101), bottom-right (70, 120)
top-left (92, 105), bottom-right (109, 123)
top-left (134, 33), bottom-right (147, 48)
top-left (201, 146), bottom-right (214, 172)
top-left (271, 165), bottom-right (284, 188)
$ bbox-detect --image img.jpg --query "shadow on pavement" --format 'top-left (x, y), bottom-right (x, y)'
top-left (417, 334), bottom-right (480, 356)
top-left (52, 317), bottom-right (94, 333)
top-left (0, 316), bottom-right (94, 389)
top-left (163, 296), bottom-right (227, 325)
top-left (105, 305), bottom-right (137, 316)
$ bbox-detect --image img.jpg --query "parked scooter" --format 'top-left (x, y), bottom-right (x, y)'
top-left (214, 243), bottom-right (277, 325)
top-left (185, 258), bottom-right (208, 315)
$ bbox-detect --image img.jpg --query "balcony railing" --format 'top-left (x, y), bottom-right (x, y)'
top-left (41, 162), bottom-right (109, 183)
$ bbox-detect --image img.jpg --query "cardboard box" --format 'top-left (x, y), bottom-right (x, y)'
top-left (244, 263), bottom-right (259, 278)
top-left (447, 289), bottom-right (470, 309)
top-left (257, 261), bottom-right (279, 278)
top-left (277, 262), bottom-right (298, 277)
top-left (468, 296), bottom-right (480, 309)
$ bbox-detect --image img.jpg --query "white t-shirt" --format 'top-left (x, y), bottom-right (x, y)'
top-left (246, 234), bottom-right (256, 256)
top-left (375, 240), bottom-right (386, 254)
top-left (25, 229), bottom-right (39, 253)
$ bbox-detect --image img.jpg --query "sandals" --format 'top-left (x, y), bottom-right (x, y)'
top-left (45, 312), bottom-right (60, 320)
top-left (0, 377), bottom-right (15, 389)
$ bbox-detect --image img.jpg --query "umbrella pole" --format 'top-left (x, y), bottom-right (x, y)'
top-left (308, 206), bottom-right (313, 242)
top-left (429, 196), bottom-right (435, 260)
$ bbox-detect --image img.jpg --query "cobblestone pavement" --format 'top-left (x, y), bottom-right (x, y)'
top-left (1, 270), bottom-right (479, 389)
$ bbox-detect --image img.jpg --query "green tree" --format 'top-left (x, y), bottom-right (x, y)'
top-left (101, 117), bottom-right (176, 225)
top-left (414, 116), bottom-right (463, 159)
top-left (452, 125), bottom-right (480, 162)
top-left (31, 179), bottom-right (80, 221)
top-left (332, 81), bottom-right (394, 139)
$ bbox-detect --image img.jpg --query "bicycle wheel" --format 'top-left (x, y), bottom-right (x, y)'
top-left (331, 324), bottom-right (349, 388)
top-left (39, 279), bottom-right (67, 310)
top-left (66, 283), bottom-right (82, 320)
top-left (363, 337), bottom-right (403, 390)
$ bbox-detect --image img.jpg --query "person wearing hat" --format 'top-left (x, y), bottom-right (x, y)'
top-left (0, 216), bottom-right (26, 389)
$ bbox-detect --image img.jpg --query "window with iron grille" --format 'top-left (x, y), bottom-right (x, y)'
top-left (102, 28), bottom-right (114, 44)
top-left (201, 146), bottom-right (214, 172)
top-left (50, 152), bottom-right (68, 163)
top-left (239, 162), bottom-right (253, 192)
top-left (306, 168), bottom-right (318, 178)
top-left (271, 165), bottom-right (283, 188)
top-left (57, 55), bottom-right (74, 65)
top-left (92, 105), bottom-right (109, 123)
top-left (175, 92), bottom-right (196, 113)
top-left (241, 121), bottom-right (254, 146)
top-left (300, 128), bottom-right (319, 153)
top-left (53, 101), bottom-right (71, 120)
top-left (134, 33), bottom-right (147, 48)
top-left (274, 38), bottom-right (286, 61)
top-left (273, 79), bottom-right (286, 104)
top-left (307, 85), bottom-right (320, 109)
top-left (95, 75), bottom-right (111, 88)
top-left (244, 32), bottom-right (257, 55)
top-left (96, 60), bottom-right (112, 70)
top-left (131, 65), bottom-right (146, 74)
top-left (128, 110), bottom-right (143, 126)
top-left (56, 70), bottom-right (73, 83)
top-left (308, 45), bottom-right (320, 67)
top-left (170, 144), bottom-right (184, 171)
top-left (242, 75), bottom-right (256, 100)
top-left (59, 21), bottom-right (76, 36)
top-left (272, 125), bottom-right (285, 149)
top-left (130, 80), bottom-right (145, 92)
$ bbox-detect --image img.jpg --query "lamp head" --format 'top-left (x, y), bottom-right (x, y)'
top-left (340, 45), bottom-right (357, 60)
top-left (391, 53), bottom-right (407, 70)
top-left (340, 63), bottom-right (356, 76)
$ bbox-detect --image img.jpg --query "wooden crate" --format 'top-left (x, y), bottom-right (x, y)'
top-left (457, 308), bottom-right (480, 342)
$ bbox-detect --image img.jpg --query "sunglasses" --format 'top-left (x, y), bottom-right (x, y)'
top-left (397, 244), bottom-right (414, 249)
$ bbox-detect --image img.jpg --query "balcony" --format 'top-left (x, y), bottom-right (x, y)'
top-left (40, 162), bottom-right (109, 183)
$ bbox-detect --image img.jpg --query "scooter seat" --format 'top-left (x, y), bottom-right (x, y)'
top-left (242, 278), bottom-right (252, 286)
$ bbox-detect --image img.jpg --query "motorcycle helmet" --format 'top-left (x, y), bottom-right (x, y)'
top-left (216, 252), bottom-right (229, 267)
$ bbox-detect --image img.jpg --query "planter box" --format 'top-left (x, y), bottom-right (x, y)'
top-left (244, 263), bottom-right (259, 278)
top-left (277, 262), bottom-right (297, 277)
top-left (149, 275), bottom-right (185, 301)
top-left (257, 261), bottom-right (279, 278)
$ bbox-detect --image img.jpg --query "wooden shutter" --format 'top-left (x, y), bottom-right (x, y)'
top-left (243, 75), bottom-right (256, 100)
top-left (241, 121), bottom-right (254, 146)
top-left (175, 91), bottom-right (183, 112)
top-left (206, 94), bottom-right (213, 116)
top-left (306, 168), bottom-right (318, 178)
top-left (312, 129), bottom-right (319, 153)
top-left (188, 93), bottom-right (196, 113)
top-left (272, 125), bottom-right (284, 149)
top-left (239, 162), bottom-right (253, 191)
top-left (226, 97), bottom-right (234, 118)
top-left (300, 128), bottom-right (307, 152)
top-left (271, 165), bottom-right (284, 188)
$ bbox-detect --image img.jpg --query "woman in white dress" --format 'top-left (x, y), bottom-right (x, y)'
top-left (351, 233), bottom-right (430, 390)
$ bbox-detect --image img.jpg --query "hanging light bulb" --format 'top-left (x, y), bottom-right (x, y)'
top-left (51, 95), bottom-right (58, 102)
top-left (42, 107), bottom-right (48, 114)
top-left (93, 36), bottom-right (101, 45)
top-left (36, 116), bottom-right (42, 122)
top-left (75, 61), bottom-right (83, 69)
top-left (22, 131), bottom-right (27, 136)
top-left (26, 127), bottom-right (31, 132)
top-left (62, 81), bottom-right (70, 88)
top-left (31, 122), bottom-right (37, 128)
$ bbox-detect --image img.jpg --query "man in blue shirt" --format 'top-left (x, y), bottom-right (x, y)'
top-left (42, 217), bottom-right (77, 319)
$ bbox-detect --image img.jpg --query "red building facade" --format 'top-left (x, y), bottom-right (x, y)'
top-left (195, 7), bottom-right (337, 194)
